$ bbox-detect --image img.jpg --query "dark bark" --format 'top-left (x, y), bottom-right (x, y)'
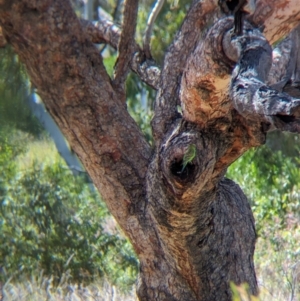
top-left (0, 0), bottom-right (300, 300)
top-left (230, 24), bottom-right (300, 133)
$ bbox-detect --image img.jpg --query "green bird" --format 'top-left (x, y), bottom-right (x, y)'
top-left (181, 144), bottom-right (196, 173)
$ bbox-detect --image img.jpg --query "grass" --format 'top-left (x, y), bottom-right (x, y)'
top-left (2, 224), bottom-right (299, 301)
top-left (255, 220), bottom-right (300, 301)
top-left (1, 273), bottom-right (137, 301)
top-left (15, 135), bottom-right (64, 170)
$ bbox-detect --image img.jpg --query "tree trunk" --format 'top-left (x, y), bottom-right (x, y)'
top-left (0, 0), bottom-right (300, 300)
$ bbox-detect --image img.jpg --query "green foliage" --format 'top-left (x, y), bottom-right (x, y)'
top-left (227, 134), bottom-right (300, 235)
top-left (126, 73), bottom-right (154, 144)
top-left (2, 2), bottom-right (300, 297)
top-left (0, 47), bottom-right (43, 136)
top-left (230, 282), bottom-right (259, 301)
top-left (103, 54), bottom-right (116, 77)
top-left (0, 136), bottom-right (137, 290)
top-left (254, 226), bottom-right (300, 301)
top-left (227, 133), bottom-right (300, 300)
top-left (181, 144), bottom-right (196, 172)
top-left (136, 0), bottom-right (188, 64)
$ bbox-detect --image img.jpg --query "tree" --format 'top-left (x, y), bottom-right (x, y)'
top-left (0, 0), bottom-right (300, 300)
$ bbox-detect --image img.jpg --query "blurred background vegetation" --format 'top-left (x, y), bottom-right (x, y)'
top-left (0, 0), bottom-right (300, 300)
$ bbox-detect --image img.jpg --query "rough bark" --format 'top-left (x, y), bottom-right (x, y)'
top-left (0, 0), bottom-right (300, 300)
top-left (0, 0), bottom-right (153, 254)
top-left (113, 0), bottom-right (138, 93)
top-left (81, 18), bottom-right (160, 89)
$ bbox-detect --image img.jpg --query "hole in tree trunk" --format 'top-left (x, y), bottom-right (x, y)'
top-left (170, 158), bottom-right (196, 181)
top-left (276, 114), bottom-right (296, 123)
top-left (224, 0), bottom-right (242, 11)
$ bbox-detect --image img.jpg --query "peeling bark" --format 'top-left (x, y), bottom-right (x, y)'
top-left (250, 0), bottom-right (300, 44)
top-left (230, 25), bottom-right (300, 132)
top-left (1, 0), bottom-right (300, 300)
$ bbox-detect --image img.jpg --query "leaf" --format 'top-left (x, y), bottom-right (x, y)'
top-left (181, 144), bottom-right (196, 172)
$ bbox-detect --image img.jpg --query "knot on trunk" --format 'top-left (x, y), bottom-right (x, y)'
top-left (158, 121), bottom-right (216, 200)
top-left (166, 141), bottom-right (198, 183)
top-left (160, 133), bottom-right (199, 196)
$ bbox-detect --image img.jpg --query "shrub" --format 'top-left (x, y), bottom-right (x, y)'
top-left (227, 138), bottom-right (300, 234)
top-left (0, 136), bottom-right (137, 290)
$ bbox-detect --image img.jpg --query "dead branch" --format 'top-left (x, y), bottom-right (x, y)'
top-left (230, 25), bottom-right (300, 133)
top-left (267, 34), bottom-right (295, 91)
top-left (143, 0), bottom-right (165, 59)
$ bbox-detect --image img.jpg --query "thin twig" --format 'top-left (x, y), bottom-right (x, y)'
top-left (81, 18), bottom-right (161, 89)
top-left (81, 18), bottom-right (120, 48)
top-left (143, 0), bottom-right (165, 59)
top-left (112, 0), bottom-right (123, 23)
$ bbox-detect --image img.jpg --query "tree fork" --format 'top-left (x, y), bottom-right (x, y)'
top-left (0, 0), bottom-right (300, 301)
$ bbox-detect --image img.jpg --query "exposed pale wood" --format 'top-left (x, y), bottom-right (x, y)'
top-left (250, 0), bottom-right (300, 44)
top-left (180, 17), bottom-right (234, 126)
top-left (180, 0), bottom-right (300, 134)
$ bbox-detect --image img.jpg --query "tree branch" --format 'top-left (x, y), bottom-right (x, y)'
top-left (81, 18), bottom-right (160, 90)
top-left (168, 1), bottom-right (300, 174)
top-left (81, 18), bottom-right (120, 48)
top-left (179, 0), bottom-right (300, 128)
top-left (250, 0), bottom-right (300, 44)
top-left (0, 0), bottom-right (153, 252)
top-left (267, 24), bottom-right (300, 99)
top-left (230, 25), bottom-right (300, 133)
top-left (267, 34), bottom-right (295, 91)
top-left (143, 0), bottom-right (165, 59)
top-left (180, 17), bottom-right (234, 126)
top-left (151, 0), bottom-right (220, 144)
top-left (113, 0), bottom-right (139, 94)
